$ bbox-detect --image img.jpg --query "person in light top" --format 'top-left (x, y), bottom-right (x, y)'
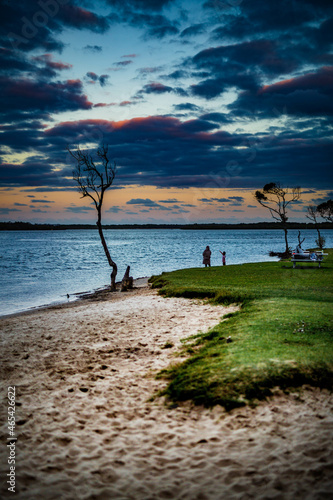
top-left (219, 250), bottom-right (226, 265)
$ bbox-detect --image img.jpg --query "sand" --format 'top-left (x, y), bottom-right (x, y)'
top-left (0, 280), bottom-right (332, 500)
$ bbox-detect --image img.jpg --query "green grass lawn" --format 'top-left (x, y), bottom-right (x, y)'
top-left (149, 250), bottom-right (333, 410)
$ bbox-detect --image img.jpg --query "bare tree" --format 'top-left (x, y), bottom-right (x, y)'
top-left (306, 205), bottom-right (325, 249)
top-left (297, 230), bottom-right (305, 248)
top-left (68, 144), bottom-right (118, 290)
top-left (254, 182), bottom-right (301, 254)
top-left (317, 199), bottom-right (333, 223)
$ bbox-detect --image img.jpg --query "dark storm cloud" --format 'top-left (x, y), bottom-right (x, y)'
top-left (33, 53), bottom-right (72, 78)
top-left (0, 47), bottom-right (35, 75)
top-left (1, 1), bottom-right (332, 198)
top-left (57, 4), bottom-right (109, 32)
top-left (206, 0), bottom-right (333, 41)
top-left (0, 1), bottom-right (110, 132)
top-left (189, 39), bottom-right (299, 99)
top-left (20, 116), bottom-right (329, 191)
top-left (45, 116), bottom-right (242, 146)
top-left (173, 102), bottom-right (201, 111)
top-left (108, 6), bottom-right (179, 38)
top-left (0, 121), bottom-right (47, 151)
top-left (139, 82), bottom-right (173, 94)
top-left (2, 1), bottom-right (110, 53)
top-left (136, 82), bottom-right (188, 97)
top-left (193, 40), bottom-right (296, 76)
top-left (199, 112), bottom-right (230, 124)
top-left (105, 0), bottom-right (174, 10)
top-left (0, 77), bottom-right (92, 123)
top-left (0, 160), bottom-right (73, 188)
top-left (230, 66), bottom-right (333, 118)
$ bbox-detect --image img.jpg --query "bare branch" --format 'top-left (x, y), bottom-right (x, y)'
top-left (306, 205), bottom-right (318, 223)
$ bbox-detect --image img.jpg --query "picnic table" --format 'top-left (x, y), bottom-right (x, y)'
top-left (291, 250), bottom-right (327, 268)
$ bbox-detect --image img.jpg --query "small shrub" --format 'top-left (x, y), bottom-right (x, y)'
top-left (162, 341), bottom-right (174, 349)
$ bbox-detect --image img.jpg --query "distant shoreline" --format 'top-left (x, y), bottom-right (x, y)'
top-left (1, 221), bottom-right (332, 231)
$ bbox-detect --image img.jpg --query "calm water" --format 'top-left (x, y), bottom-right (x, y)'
top-left (0, 228), bottom-right (332, 316)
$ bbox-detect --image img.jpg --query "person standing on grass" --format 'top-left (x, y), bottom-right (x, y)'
top-left (219, 250), bottom-right (226, 265)
top-left (203, 246), bottom-right (211, 267)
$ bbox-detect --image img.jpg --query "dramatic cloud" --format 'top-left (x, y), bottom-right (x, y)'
top-left (136, 82), bottom-right (187, 97)
top-left (0, 77), bottom-right (92, 123)
top-left (105, 0), bottom-right (175, 10)
top-left (188, 39), bottom-right (299, 99)
top-left (206, 0), bottom-right (333, 41)
top-left (18, 115), bottom-right (326, 191)
top-left (2, 1), bottom-right (110, 53)
top-left (173, 102), bottom-right (201, 112)
top-left (230, 66), bottom-right (333, 117)
top-left (1, 0), bottom-right (332, 222)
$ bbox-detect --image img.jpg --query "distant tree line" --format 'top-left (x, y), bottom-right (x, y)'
top-left (1, 221), bottom-right (332, 231)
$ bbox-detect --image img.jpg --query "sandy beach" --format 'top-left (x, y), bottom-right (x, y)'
top-left (0, 280), bottom-right (332, 500)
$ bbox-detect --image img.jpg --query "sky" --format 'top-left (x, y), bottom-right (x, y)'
top-left (0, 0), bottom-right (332, 224)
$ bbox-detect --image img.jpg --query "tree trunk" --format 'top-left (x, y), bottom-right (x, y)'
top-left (283, 226), bottom-right (289, 254)
top-left (96, 219), bottom-right (117, 290)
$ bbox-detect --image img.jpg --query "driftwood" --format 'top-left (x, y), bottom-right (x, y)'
top-left (121, 266), bottom-right (133, 292)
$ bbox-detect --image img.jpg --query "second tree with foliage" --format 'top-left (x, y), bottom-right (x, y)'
top-left (254, 182), bottom-right (301, 254)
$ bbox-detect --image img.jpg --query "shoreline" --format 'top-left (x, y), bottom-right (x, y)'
top-left (1, 281), bottom-right (332, 498)
top-left (0, 276), bottom-right (150, 320)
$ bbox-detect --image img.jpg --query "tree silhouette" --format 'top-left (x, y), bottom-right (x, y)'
top-left (68, 144), bottom-right (118, 290)
top-left (306, 205), bottom-right (325, 249)
top-left (317, 199), bottom-right (333, 223)
top-left (254, 182), bottom-right (301, 254)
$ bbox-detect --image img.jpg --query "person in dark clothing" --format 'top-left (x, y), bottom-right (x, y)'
top-left (203, 246), bottom-right (211, 267)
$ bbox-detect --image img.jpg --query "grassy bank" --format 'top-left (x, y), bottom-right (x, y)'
top-left (149, 250), bottom-right (333, 410)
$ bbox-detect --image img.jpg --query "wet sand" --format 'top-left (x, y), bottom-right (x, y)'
top-left (0, 280), bottom-right (332, 499)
